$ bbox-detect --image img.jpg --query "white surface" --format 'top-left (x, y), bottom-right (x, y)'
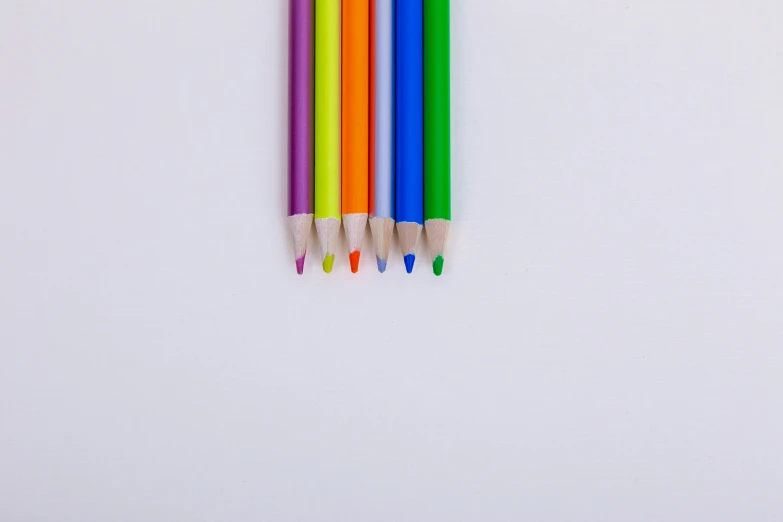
top-left (1, 1), bottom-right (782, 520)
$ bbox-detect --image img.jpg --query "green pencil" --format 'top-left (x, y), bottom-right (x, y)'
top-left (424, 0), bottom-right (451, 275)
top-left (314, 0), bottom-right (341, 273)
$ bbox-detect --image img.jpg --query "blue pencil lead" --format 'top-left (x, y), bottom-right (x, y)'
top-left (404, 254), bottom-right (416, 274)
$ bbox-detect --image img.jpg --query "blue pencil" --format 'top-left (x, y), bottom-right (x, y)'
top-left (395, 0), bottom-right (423, 274)
top-left (369, 0), bottom-right (395, 273)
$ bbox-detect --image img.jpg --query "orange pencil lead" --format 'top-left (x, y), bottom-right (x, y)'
top-left (349, 251), bottom-right (361, 273)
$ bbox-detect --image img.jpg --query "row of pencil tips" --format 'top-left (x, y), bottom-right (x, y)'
top-left (287, 0), bottom-right (452, 277)
top-left (289, 214), bottom-right (450, 275)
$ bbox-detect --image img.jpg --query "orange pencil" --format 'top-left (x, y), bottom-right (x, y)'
top-left (341, 0), bottom-right (370, 273)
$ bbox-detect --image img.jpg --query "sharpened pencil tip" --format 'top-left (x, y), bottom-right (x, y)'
top-left (433, 255), bottom-right (444, 276)
top-left (376, 256), bottom-right (387, 273)
top-left (404, 254), bottom-right (415, 274)
top-left (323, 254), bottom-right (334, 273)
top-left (295, 254), bottom-right (306, 275)
top-left (349, 251), bottom-right (360, 273)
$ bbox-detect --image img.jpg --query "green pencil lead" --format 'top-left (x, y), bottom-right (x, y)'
top-left (433, 255), bottom-right (444, 276)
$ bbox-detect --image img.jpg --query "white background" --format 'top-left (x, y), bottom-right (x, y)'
top-left (2, 1), bottom-right (782, 520)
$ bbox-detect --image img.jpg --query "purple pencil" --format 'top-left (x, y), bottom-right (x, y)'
top-left (288, 0), bottom-right (314, 274)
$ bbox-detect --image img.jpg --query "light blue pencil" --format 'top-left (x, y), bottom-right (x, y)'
top-left (369, 0), bottom-right (395, 273)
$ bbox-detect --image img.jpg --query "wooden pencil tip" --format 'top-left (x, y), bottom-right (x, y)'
top-left (289, 214), bottom-right (313, 272)
top-left (376, 256), bottom-right (387, 273)
top-left (370, 217), bottom-right (395, 268)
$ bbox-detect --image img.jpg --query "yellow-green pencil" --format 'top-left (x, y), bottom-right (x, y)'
top-left (315, 0), bottom-right (341, 273)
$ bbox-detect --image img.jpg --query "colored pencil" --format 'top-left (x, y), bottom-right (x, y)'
top-left (424, 0), bottom-right (450, 275)
top-left (395, 0), bottom-right (424, 274)
top-left (369, 0), bottom-right (395, 273)
top-left (315, 0), bottom-right (342, 273)
top-left (342, 0), bottom-right (370, 273)
top-left (288, 0), bottom-right (314, 275)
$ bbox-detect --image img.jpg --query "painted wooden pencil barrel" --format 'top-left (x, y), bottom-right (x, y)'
top-left (424, 0), bottom-right (450, 223)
